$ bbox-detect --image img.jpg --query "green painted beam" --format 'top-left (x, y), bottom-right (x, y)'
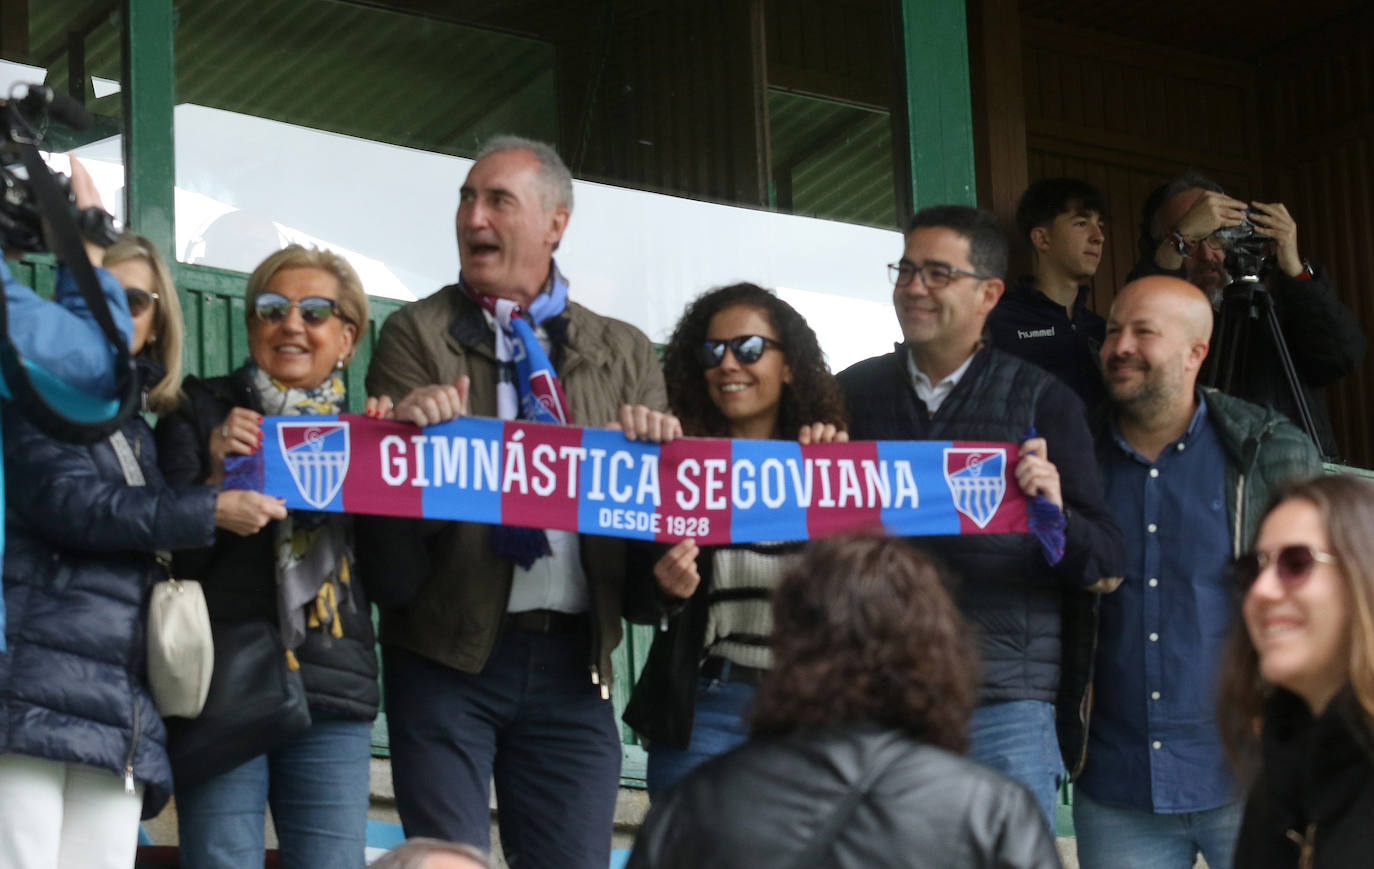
top-left (899, 0), bottom-right (977, 208)
top-left (122, 0), bottom-right (176, 260)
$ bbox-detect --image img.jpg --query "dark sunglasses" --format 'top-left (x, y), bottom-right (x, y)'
top-left (697, 335), bottom-right (784, 368)
top-left (125, 288), bottom-right (159, 316)
top-left (1233, 544), bottom-right (1338, 592)
top-left (253, 292), bottom-right (340, 325)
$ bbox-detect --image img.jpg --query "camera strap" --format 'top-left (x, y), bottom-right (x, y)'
top-left (0, 140), bottom-right (138, 443)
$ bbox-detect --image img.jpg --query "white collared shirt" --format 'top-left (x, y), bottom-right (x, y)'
top-left (507, 529), bottom-right (590, 614)
top-left (906, 349), bottom-right (976, 414)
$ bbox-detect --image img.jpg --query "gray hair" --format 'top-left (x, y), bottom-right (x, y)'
top-left (476, 135), bottom-right (574, 214)
top-left (1136, 170), bottom-right (1227, 264)
top-left (366, 837), bottom-right (491, 869)
top-left (1143, 170), bottom-right (1226, 244)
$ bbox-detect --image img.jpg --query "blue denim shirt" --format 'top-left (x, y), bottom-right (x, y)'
top-left (1079, 398), bottom-right (1239, 813)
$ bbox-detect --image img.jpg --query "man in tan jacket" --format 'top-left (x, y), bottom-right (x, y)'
top-left (366, 136), bottom-right (667, 869)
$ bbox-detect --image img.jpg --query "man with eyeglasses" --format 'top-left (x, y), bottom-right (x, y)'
top-left (365, 136), bottom-right (668, 869)
top-left (1130, 171), bottom-right (1365, 460)
top-left (1076, 274), bottom-right (1321, 869)
top-left (837, 204), bottom-right (1123, 829)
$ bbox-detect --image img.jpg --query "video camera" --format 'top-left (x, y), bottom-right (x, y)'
top-left (0, 85), bottom-right (118, 252)
top-left (1205, 206), bottom-right (1321, 453)
top-left (1212, 209), bottom-right (1269, 281)
top-left (0, 82), bottom-right (138, 444)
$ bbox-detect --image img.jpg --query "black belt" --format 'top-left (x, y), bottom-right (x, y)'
top-left (503, 609), bottom-right (589, 636)
top-left (701, 656), bottom-right (766, 685)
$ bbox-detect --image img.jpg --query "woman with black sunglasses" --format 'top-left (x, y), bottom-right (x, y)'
top-left (1218, 473), bottom-right (1374, 869)
top-left (617, 282), bottom-right (847, 798)
top-left (156, 244), bottom-right (382, 869)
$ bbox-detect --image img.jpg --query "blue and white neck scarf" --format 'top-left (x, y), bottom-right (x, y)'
top-left (460, 265), bottom-right (571, 426)
top-left (459, 263), bottom-right (574, 567)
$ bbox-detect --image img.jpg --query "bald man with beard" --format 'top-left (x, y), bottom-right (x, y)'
top-left (1072, 277), bottom-right (1322, 869)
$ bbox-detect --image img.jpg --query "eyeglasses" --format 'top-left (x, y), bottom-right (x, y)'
top-left (1233, 544), bottom-right (1338, 592)
top-left (1189, 235), bottom-right (1226, 253)
top-left (253, 293), bottom-right (340, 326)
top-left (125, 288), bottom-right (159, 316)
top-left (697, 335), bottom-right (784, 368)
top-left (888, 261), bottom-right (990, 289)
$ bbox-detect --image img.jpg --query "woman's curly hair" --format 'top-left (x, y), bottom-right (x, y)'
top-left (663, 283), bottom-right (846, 437)
top-left (750, 536), bottom-right (978, 752)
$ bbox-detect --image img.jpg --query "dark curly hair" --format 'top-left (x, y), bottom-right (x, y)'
top-left (750, 536), bottom-right (978, 752)
top-left (663, 283), bottom-right (846, 437)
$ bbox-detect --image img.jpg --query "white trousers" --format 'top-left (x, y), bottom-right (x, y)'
top-left (0, 753), bottom-right (143, 869)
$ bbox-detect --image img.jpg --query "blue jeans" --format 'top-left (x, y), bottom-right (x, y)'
top-left (175, 717), bottom-right (372, 869)
top-left (384, 632), bottom-right (622, 869)
top-left (1073, 788), bottom-right (1242, 869)
top-left (645, 676), bottom-right (754, 799)
top-left (968, 700), bottom-right (1062, 830)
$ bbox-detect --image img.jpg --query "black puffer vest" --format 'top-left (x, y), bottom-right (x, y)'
top-left (838, 346), bottom-right (1061, 702)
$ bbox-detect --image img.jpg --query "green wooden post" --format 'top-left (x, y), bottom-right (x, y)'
top-left (122, 0), bottom-right (176, 260)
top-left (899, 0), bottom-right (977, 208)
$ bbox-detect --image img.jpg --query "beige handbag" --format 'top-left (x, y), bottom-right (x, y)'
top-left (145, 568), bottom-right (215, 717)
top-left (110, 430), bottom-right (215, 718)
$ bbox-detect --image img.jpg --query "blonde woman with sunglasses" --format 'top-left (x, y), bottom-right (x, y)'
top-left (155, 245), bottom-right (381, 869)
top-left (1219, 473), bottom-right (1374, 869)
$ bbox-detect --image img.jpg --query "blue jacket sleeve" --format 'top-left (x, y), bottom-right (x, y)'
top-left (3, 413), bottom-right (217, 554)
top-left (1, 260), bottom-right (133, 398)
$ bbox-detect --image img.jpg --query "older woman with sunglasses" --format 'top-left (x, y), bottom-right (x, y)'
top-left (1218, 474), bottom-right (1374, 869)
top-left (0, 234), bottom-right (284, 869)
top-left (617, 283), bottom-right (847, 797)
top-left (156, 245), bottom-right (380, 869)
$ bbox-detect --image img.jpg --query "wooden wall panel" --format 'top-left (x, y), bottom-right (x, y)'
top-left (969, 0), bottom-right (1029, 225)
top-left (1010, 11), bottom-right (1373, 466)
top-left (1019, 18), bottom-right (1261, 314)
top-left (1262, 4), bottom-right (1374, 467)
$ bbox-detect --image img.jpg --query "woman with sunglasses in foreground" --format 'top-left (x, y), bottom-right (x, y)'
top-left (618, 283), bottom-right (847, 797)
top-left (156, 245), bottom-right (381, 869)
top-left (0, 234), bottom-right (284, 868)
top-left (1218, 474), bottom-right (1374, 869)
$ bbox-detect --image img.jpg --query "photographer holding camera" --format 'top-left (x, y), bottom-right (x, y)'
top-left (1130, 171), bottom-right (1367, 460)
top-left (1, 156), bottom-right (132, 397)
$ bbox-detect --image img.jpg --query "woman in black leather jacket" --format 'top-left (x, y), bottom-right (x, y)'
top-left (0, 234), bottom-right (283, 869)
top-left (1219, 474), bottom-right (1374, 868)
top-left (627, 536), bottom-right (1062, 869)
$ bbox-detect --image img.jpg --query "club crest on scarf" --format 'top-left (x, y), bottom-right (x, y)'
top-left (279, 422), bottom-right (350, 509)
top-left (943, 447), bottom-right (1006, 529)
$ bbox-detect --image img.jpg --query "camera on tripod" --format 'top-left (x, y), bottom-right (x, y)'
top-left (1213, 209), bottom-right (1269, 281)
top-left (1204, 207), bottom-right (1323, 454)
top-left (0, 83), bottom-right (118, 253)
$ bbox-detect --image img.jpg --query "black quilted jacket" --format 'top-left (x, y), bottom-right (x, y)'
top-left (0, 406), bottom-right (217, 818)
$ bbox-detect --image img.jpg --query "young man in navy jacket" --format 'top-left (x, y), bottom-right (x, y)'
top-left (987, 177), bottom-right (1110, 411)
